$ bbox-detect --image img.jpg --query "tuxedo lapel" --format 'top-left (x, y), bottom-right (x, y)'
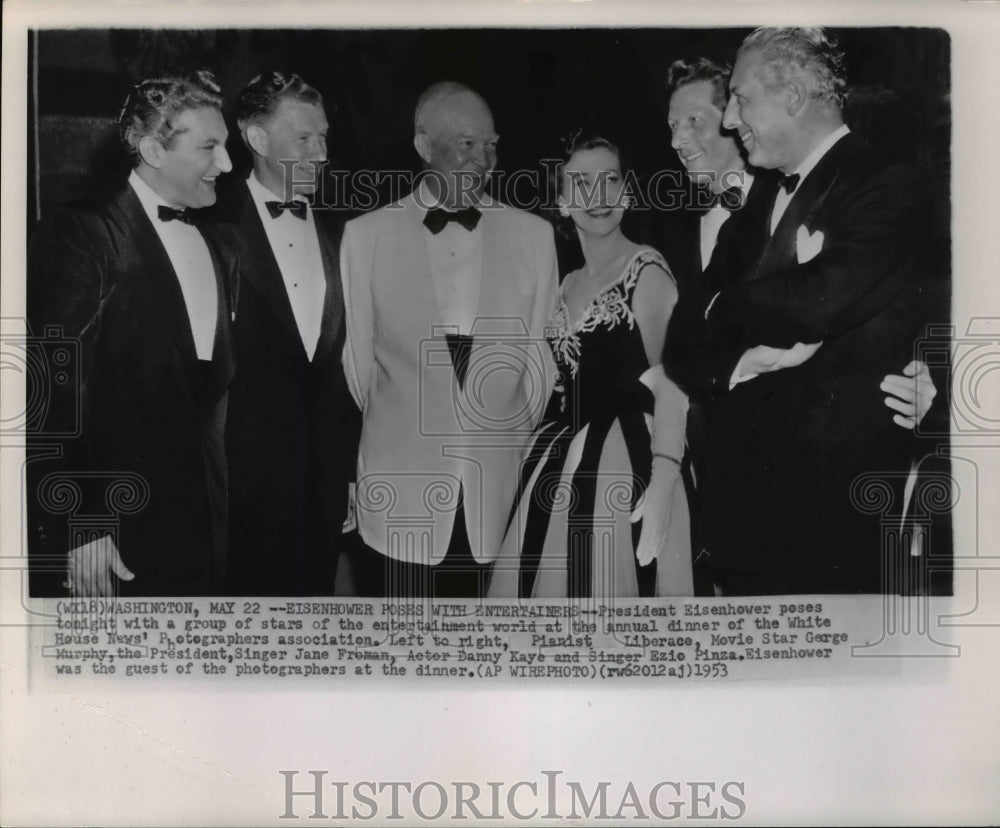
top-left (702, 175), bottom-right (778, 292)
top-left (201, 229), bottom-right (237, 410)
top-left (475, 205), bottom-right (506, 327)
top-left (394, 194), bottom-right (443, 337)
top-left (704, 209), bottom-right (731, 277)
top-left (468, 204), bottom-right (518, 382)
top-left (712, 175), bottom-right (778, 285)
top-left (312, 209), bottom-right (345, 366)
top-left (689, 206), bottom-right (706, 276)
top-left (754, 134), bottom-right (856, 278)
top-left (110, 186), bottom-right (199, 366)
top-left (232, 182), bottom-right (304, 350)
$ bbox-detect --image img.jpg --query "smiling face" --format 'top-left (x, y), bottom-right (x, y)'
top-left (415, 91), bottom-right (498, 207)
top-left (668, 79), bottom-right (744, 191)
top-left (559, 145), bottom-right (628, 237)
top-left (723, 49), bottom-right (796, 172)
top-left (149, 106), bottom-right (231, 208)
top-left (253, 98), bottom-right (328, 199)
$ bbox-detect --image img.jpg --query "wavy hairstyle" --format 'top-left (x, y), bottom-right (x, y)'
top-left (665, 56), bottom-right (731, 112)
top-left (118, 70), bottom-right (224, 166)
top-left (739, 27), bottom-right (848, 109)
top-left (546, 131), bottom-right (632, 241)
top-left (236, 71), bottom-right (324, 137)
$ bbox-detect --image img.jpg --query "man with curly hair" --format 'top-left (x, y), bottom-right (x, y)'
top-left (27, 71), bottom-right (238, 596)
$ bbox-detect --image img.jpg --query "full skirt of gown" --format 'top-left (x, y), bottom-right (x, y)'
top-left (488, 248), bottom-right (691, 599)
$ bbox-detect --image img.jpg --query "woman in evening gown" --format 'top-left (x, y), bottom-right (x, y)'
top-left (488, 135), bottom-right (693, 599)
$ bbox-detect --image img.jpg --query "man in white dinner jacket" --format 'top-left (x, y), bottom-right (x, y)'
top-left (340, 81), bottom-right (558, 598)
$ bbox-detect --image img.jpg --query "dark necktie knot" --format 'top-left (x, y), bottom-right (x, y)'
top-left (423, 205), bottom-right (482, 235)
top-left (779, 173), bottom-right (801, 195)
top-left (157, 205), bottom-right (195, 224)
top-left (710, 186), bottom-right (744, 212)
top-left (265, 200), bottom-right (308, 220)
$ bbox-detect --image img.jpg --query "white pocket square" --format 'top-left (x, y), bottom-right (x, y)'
top-left (796, 226), bottom-right (824, 264)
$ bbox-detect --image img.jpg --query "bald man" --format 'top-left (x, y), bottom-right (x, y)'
top-left (340, 81), bottom-right (558, 598)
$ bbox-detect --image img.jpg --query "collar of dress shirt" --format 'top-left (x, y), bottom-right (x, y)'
top-left (786, 123), bottom-right (851, 187)
top-left (247, 171), bottom-right (309, 216)
top-left (129, 169), bottom-right (192, 226)
top-left (415, 178), bottom-right (494, 214)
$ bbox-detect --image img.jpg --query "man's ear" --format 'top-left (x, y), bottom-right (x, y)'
top-left (245, 124), bottom-right (269, 158)
top-left (137, 135), bottom-right (164, 169)
top-left (785, 78), bottom-right (808, 116)
top-left (413, 133), bottom-right (433, 165)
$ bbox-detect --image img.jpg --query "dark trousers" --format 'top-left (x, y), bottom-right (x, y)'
top-left (346, 500), bottom-right (491, 598)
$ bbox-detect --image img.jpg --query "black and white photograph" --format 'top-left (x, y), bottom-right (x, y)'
top-left (22, 24), bottom-right (953, 600)
top-left (2, 0), bottom-right (998, 825)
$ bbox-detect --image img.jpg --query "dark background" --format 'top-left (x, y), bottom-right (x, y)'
top-left (26, 27), bottom-right (954, 595)
top-left (30, 27), bottom-right (950, 243)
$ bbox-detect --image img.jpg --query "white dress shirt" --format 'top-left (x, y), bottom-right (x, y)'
top-left (700, 169), bottom-right (755, 271)
top-left (129, 171), bottom-right (217, 360)
top-left (246, 173), bottom-right (326, 360)
top-left (769, 123), bottom-right (851, 234)
top-left (418, 180), bottom-right (485, 336)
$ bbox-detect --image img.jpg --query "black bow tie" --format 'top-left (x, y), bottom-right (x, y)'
top-left (157, 205), bottom-right (195, 224)
top-left (423, 206), bottom-right (482, 235)
top-left (265, 200), bottom-right (308, 220)
top-left (709, 186), bottom-right (744, 212)
top-left (778, 173), bottom-right (801, 195)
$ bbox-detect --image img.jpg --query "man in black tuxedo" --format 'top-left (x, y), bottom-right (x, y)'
top-left (655, 58), bottom-right (779, 595)
top-left (212, 72), bottom-right (356, 596)
top-left (658, 57), bottom-right (777, 294)
top-left (665, 29), bottom-right (935, 594)
top-left (28, 71), bottom-right (238, 596)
